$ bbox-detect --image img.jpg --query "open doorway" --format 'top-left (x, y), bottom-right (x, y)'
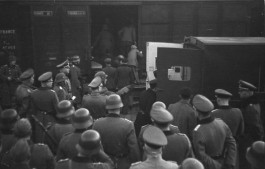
top-left (90, 5), bottom-right (138, 64)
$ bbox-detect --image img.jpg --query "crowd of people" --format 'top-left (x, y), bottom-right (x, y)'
top-left (0, 51), bottom-right (265, 169)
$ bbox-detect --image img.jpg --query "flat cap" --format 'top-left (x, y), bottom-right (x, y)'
top-left (239, 80), bottom-right (257, 91)
top-left (131, 45), bottom-right (137, 49)
top-left (56, 60), bottom-right (70, 69)
top-left (215, 89), bottom-right (232, 98)
top-left (20, 69), bottom-right (34, 81)
top-left (193, 94), bottom-right (214, 113)
top-left (151, 107), bottom-right (173, 123)
top-left (88, 76), bottom-right (102, 88)
top-left (143, 126), bottom-right (167, 147)
top-left (38, 72), bottom-right (52, 82)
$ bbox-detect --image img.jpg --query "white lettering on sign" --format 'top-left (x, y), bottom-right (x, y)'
top-left (0, 30), bottom-right (16, 34)
top-left (33, 11), bottom-right (53, 16)
top-left (67, 11), bottom-right (86, 16)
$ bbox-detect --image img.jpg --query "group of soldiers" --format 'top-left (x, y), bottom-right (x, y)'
top-left (0, 52), bottom-right (265, 169)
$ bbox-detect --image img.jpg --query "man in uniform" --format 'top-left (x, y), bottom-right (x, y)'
top-left (93, 94), bottom-right (140, 169)
top-left (130, 126), bottom-right (179, 169)
top-left (82, 76), bottom-right (107, 120)
top-left (127, 45), bottom-right (143, 84)
top-left (212, 89), bottom-right (244, 141)
top-left (56, 108), bottom-right (93, 161)
top-left (29, 72), bottom-right (59, 143)
top-left (0, 55), bottom-right (21, 108)
top-left (238, 80), bottom-right (264, 169)
top-left (69, 55), bottom-right (82, 106)
top-left (53, 73), bottom-right (71, 101)
top-left (137, 79), bottom-right (157, 127)
top-left (168, 87), bottom-right (197, 140)
top-left (103, 58), bottom-right (117, 92)
top-left (192, 94), bottom-right (237, 169)
top-left (45, 100), bottom-right (75, 154)
top-left (94, 71), bottom-right (114, 96)
top-left (12, 118), bottom-right (55, 169)
top-left (15, 68), bottom-right (36, 117)
top-left (56, 60), bottom-right (71, 98)
top-left (55, 130), bottom-right (114, 169)
top-left (0, 109), bottom-right (19, 161)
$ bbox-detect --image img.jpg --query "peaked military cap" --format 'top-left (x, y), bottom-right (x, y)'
top-left (150, 107), bottom-right (173, 123)
top-left (94, 71), bottom-right (107, 80)
top-left (56, 60), bottom-right (70, 69)
top-left (143, 126), bottom-right (167, 147)
top-left (193, 94), bottom-right (214, 113)
top-left (104, 58), bottom-right (112, 64)
top-left (38, 72), bottom-right (52, 82)
top-left (239, 80), bottom-right (257, 91)
top-left (20, 69), bottom-right (34, 81)
top-left (215, 89), bottom-right (232, 98)
top-left (71, 55), bottom-right (80, 61)
top-left (152, 101), bottom-right (166, 109)
top-left (88, 76), bottom-right (102, 88)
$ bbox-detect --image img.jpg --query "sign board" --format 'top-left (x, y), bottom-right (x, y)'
top-left (0, 29), bottom-right (16, 55)
top-left (33, 11), bottom-right (53, 16)
top-left (146, 42), bottom-right (183, 87)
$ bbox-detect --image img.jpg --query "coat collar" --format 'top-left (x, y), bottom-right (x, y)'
top-left (198, 116), bottom-right (215, 124)
top-left (163, 130), bottom-right (175, 136)
top-left (217, 105), bottom-right (231, 109)
top-left (107, 113), bottom-right (120, 118)
top-left (39, 86), bottom-right (52, 90)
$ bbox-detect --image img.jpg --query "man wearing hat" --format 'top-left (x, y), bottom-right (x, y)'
top-left (212, 89), bottom-right (244, 141)
top-left (238, 80), bottom-right (264, 169)
top-left (82, 76), bottom-right (107, 120)
top-left (192, 94), bottom-right (236, 169)
top-left (138, 106), bottom-right (192, 164)
top-left (10, 118), bottom-right (55, 169)
top-left (29, 71), bottom-right (59, 143)
top-left (45, 100), bottom-right (75, 154)
top-left (69, 55), bottom-right (82, 106)
top-left (53, 73), bottom-right (71, 101)
top-left (0, 55), bottom-right (21, 108)
top-left (0, 109), bottom-right (19, 159)
top-left (93, 94), bottom-right (140, 169)
top-left (103, 58), bottom-right (117, 92)
top-left (57, 108), bottom-right (93, 161)
top-left (130, 126), bottom-right (179, 169)
top-left (15, 68), bottom-right (36, 117)
top-left (56, 59), bottom-right (71, 97)
top-left (168, 87), bottom-right (197, 140)
top-left (56, 130), bottom-right (114, 169)
top-left (127, 45), bottom-right (143, 84)
top-left (94, 71), bottom-right (114, 96)
top-left (245, 141), bottom-right (265, 169)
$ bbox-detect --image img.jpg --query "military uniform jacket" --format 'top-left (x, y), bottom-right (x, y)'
top-left (116, 64), bottom-right (134, 89)
top-left (93, 114), bottom-right (140, 166)
top-left (162, 130), bottom-right (194, 164)
top-left (168, 100), bottom-right (197, 140)
top-left (45, 119), bottom-right (74, 154)
top-left (54, 85), bottom-right (71, 101)
top-left (103, 66), bottom-right (117, 90)
top-left (30, 87), bottom-right (59, 116)
top-left (16, 82), bottom-right (35, 115)
top-left (212, 106), bottom-right (244, 140)
top-left (0, 64), bottom-right (21, 83)
top-left (130, 156), bottom-right (178, 169)
top-left (70, 65), bottom-right (81, 102)
top-left (82, 91), bottom-right (107, 120)
top-left (56, 128), bottom-right (88, 161)
top-left (240, 96), bottom-right (264, 141)
top-left (0, 130), bottom-right (17, 156)
top-left (56, 151), bottom-right (114, 169)
top-left (192, 116), bottom-right (236, 169)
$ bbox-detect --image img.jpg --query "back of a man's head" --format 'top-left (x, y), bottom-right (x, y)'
top-left (181, 158), bottom-right (204, 169)
top-left (180, 87), bottom-right (193, 100)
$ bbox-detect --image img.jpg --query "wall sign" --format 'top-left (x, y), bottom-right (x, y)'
top-left (67, 10), bottom-right (86, 16)
top-left (0, 29), bottom-right (16, 55)
top-left (33, 11), bottom-right (53, 16)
